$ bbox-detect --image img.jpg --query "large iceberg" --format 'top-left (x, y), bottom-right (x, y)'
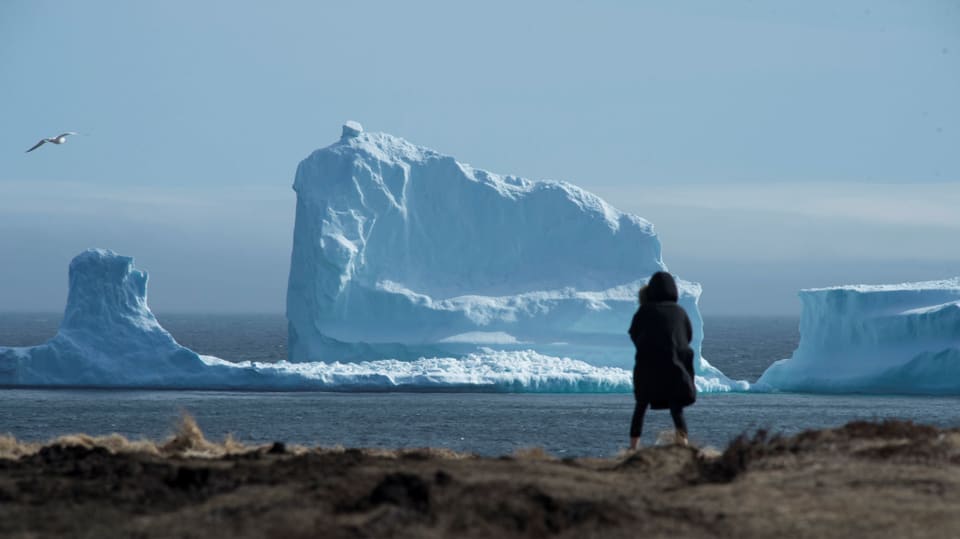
top-left (0, 249), bottom-right (641, 392)
top-left (758, 279), bottom-right (960, 394)
top-left (287, 122), bottom-right (745, 392)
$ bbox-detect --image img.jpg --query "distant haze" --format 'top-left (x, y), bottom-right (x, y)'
top-left (1, 1), bottom-right (958, 315)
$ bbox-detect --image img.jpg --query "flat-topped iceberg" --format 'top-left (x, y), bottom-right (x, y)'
top-left (287, 122), bottom-right (745, 392)
top-left (758, 279), bottom-right (960, 394)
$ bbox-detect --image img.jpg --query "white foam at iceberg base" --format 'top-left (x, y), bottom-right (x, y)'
top-left (202, 349), bottom-right (743, 393)
top-left (200, 349), bottom-right (633, 392)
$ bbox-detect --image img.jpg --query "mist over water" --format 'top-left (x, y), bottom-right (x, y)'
top-left (0, 314), bottom-right (798, 377)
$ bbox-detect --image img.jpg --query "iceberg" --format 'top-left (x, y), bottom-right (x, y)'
top-left (0, 249), bottom-right (246, 388)
top-left (0, 249), bottom-right (644, 392)
top-left (757, 279), bottom-right (960, 394)
top-left (287, 122), bottom-right (745, 392)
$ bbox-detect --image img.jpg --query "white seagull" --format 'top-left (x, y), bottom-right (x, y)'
top-left (26, 132), bottom-right (79, 153)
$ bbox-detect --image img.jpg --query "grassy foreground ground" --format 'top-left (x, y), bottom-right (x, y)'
top-left (1, 418), bottom-right (959, 538)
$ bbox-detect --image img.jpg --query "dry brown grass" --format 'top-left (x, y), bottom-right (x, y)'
top-left (0, 412), bottom-right (260, 460)
top-left (512, 446), bottom-right (556, 461)
top-left (334, 446), bottom-right (474, 460)
top-left (160, 413), bottom-right (228, 456)
top-left (0, 433), bottom-right (39, 460)
top-left (0, 413), bottom-right (469, 461)
top-left (396, 446), bottom-right (473, 460)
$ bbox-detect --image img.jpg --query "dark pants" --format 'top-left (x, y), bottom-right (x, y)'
top-left (630, 399), bottom-right (687, 438)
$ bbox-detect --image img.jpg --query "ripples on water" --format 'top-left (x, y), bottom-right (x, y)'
top-left (2, 390), bottom-right (959, 457)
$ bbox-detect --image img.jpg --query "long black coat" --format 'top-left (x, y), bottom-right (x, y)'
top-left (628, 272), bottom-right (697, 409)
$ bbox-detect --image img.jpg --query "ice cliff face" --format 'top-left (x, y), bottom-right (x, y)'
top-left (758, 279), bottom-right (960, 394)
top-left (287, 122), bottom-right (745, 391)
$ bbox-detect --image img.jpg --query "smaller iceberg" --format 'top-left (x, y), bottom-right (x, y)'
top-left (0, 249), bottom-right (239, 387)
top-left (0, 249), bottom-right (634, 392)
top-left (758, 279), bottom-right (960, 394)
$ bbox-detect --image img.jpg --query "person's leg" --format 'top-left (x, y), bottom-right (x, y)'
top-left (629, 399), bottom-right (648, 450)
top-left (669, 404), bottom-right (688, 446)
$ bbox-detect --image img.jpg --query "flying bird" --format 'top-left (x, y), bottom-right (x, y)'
top-left (26, 132), bottom-right (79, 153)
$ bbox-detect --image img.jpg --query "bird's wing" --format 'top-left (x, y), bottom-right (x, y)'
top-left (26, 139), bottom-right (47, 153)
top-left (57, 132), bottom-right (78, 138)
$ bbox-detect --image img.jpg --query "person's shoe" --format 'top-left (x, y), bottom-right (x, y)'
top-left (674, 431), bottom-right (689, 447)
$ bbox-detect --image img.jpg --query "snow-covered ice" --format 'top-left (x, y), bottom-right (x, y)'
top-left (287, 122), bottom-right (746, 392)
top-left (757, 279), bottom-right (960, 394)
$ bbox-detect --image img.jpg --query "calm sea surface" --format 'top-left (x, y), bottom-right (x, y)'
top-left (2, 314), bottom-right (958, 456)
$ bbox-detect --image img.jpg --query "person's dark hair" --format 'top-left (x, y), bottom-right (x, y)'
top-left (645, 271), bottom-right (679, 303)
top-left (638, 285), bottom-right (649, 305)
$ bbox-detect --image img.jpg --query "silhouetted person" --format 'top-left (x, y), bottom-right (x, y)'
top-left (628, 271), bottom-right (696, 449)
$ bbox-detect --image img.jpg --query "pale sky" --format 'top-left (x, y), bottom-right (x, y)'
top-left (1, 1), bottom-right (958, 314)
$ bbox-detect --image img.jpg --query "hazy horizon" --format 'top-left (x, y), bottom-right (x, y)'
top-left (2, 1), bottom-right (958, 315)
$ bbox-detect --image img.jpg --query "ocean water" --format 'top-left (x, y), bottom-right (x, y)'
top-left (2, 314), bottom-right (959, 456)
top-left (0, 313), bottom-right (289, 363)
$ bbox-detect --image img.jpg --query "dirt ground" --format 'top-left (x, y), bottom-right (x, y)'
top-left (1, 419), bottom-right (959, 538)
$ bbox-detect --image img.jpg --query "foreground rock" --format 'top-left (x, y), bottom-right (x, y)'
top-left (1, 420), bottom-right (958, 538)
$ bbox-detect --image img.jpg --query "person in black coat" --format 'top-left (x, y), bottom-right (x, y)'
top-left (628, 271), bottom-right (696, 449)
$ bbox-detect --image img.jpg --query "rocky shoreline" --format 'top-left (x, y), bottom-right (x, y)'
top-left (1, 419), bottom-right (958, 538)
